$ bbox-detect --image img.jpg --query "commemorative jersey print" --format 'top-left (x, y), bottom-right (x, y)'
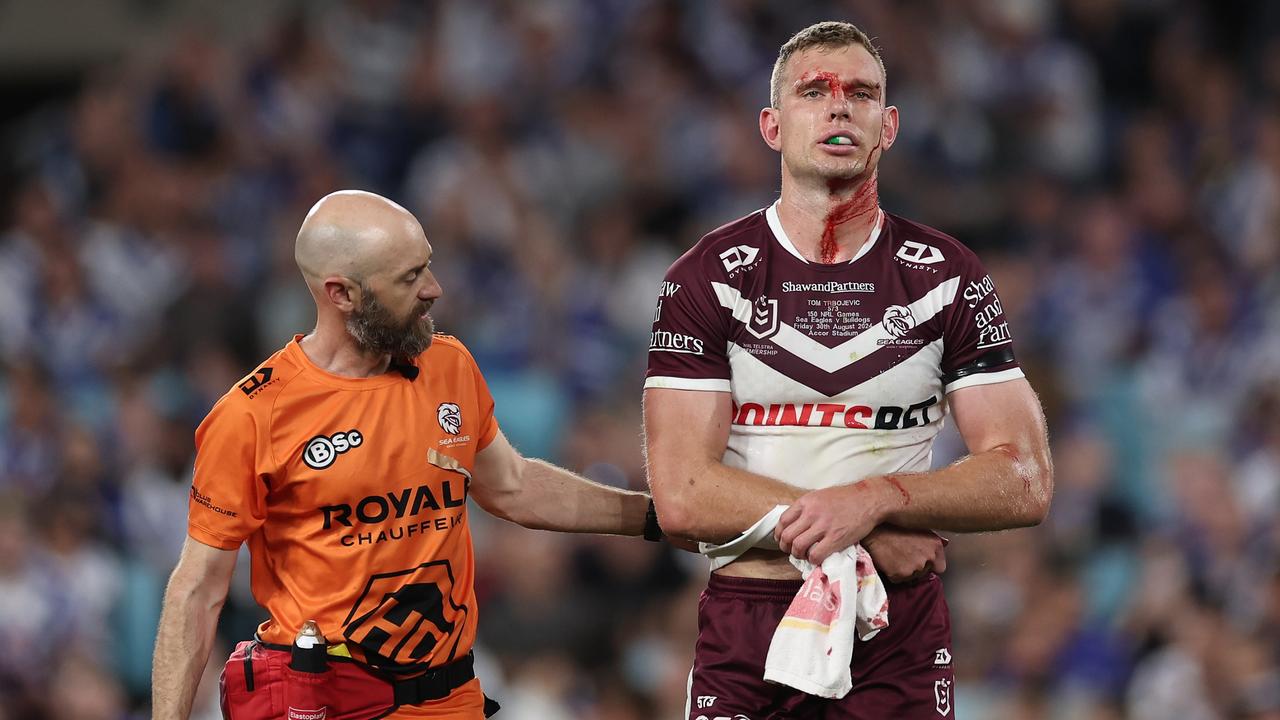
top-left (646, 205), bottom-right (1022, 491)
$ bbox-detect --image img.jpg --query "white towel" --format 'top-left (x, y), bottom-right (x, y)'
top-left (699, 505), bottom-right (787, 570)
top-left (763, 546), bottom-right (889, 699)
top-left (698, 505), bottom-right (890, 699)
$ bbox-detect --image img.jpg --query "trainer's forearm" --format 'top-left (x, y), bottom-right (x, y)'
top-left (152, 575), bottom-right (228, 719)
top-left (504, 458), bottom-right (651, 535)
top-left (872, 444), bottom-right (1052, 532)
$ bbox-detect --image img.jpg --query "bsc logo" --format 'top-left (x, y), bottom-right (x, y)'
top-left (303, 429), bottom-right (364, 470)
top-left (437, 403), bottom-right (462, 435)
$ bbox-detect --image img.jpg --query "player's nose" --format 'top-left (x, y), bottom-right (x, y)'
top-left (827, 94), bottom-right (852, 120)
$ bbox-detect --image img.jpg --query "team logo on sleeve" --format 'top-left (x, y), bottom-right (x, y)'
top-left (303, 429), bottom-right (364, 470)
top-left (437, 403), bottom-right (462, 435)
top-left (934, 678), bottom-right (953, 716)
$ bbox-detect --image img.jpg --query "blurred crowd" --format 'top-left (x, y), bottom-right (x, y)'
top-left (1, 0), bottom-right (1278, 718)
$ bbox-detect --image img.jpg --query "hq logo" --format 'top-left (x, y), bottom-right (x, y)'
top-left (303, 429), bottom-right (364, 470)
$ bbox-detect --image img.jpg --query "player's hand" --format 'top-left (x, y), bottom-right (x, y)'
top-left (861, 525), bottom-right (947, 583)
top-left (774, 483), bottom-right (885, 565)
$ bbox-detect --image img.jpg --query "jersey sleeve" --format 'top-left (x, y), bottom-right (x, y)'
top-left (187, 397), bottom-right (269, 549)
top-left (452, 340), bottom-right (499, 450)
top-left (643, 251), bottom-right (732, 392)
top-left (470, 359), bottom-right (499, 451)
top-left (940, 251), bottom-right (1024, 393)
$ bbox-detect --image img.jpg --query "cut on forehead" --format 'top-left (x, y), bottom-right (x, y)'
top-left (295, 190), bottom-right (427, 281)
top-left (788, 49), bottom-right (885, 90)
top-left (770, 21), bottom-right (887, 107)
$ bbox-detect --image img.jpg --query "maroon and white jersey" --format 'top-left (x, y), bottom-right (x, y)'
top-left (645, 203), bottom-right (1022, 491)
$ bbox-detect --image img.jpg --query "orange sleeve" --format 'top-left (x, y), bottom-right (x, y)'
top-left (187, 395), bottom-right (269, 550)
top-left (457, 344), bottom-right (499, 450)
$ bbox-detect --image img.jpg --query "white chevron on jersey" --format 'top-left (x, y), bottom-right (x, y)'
top-left (723, 337), bottom-right (946, 489)
top-left (711, 276), bottom-right (962, 373)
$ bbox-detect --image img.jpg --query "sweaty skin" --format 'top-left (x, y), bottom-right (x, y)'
top-left (795, 71), bottom-right (885, 264)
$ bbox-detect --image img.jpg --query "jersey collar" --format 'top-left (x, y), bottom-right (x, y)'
top-left (764, 200), bottom-right (884, 265)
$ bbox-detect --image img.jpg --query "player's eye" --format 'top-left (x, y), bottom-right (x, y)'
top-left (406, 271), bottom-right (419, 282)
top-left (803, 89), bottom-right (822, 99)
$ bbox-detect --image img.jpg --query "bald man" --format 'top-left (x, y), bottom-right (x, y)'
top-left (152, 191), bottom-right (658, 719)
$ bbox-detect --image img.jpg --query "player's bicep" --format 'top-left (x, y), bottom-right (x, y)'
top-left (643, 387), bottom-right (732, 496)
top-left (949, 378), bottom-right (1043, 452)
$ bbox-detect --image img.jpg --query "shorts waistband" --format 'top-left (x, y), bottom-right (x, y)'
top-left (706, 573), bottom-right (804, 599)
top-left (707, 570), bottom-right (940, 598)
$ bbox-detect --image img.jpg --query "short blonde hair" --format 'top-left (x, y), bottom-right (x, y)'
top-left (770, 21), bottom-right (886, 107)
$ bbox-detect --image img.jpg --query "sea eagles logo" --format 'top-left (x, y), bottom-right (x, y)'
top-left (882, 305), bottom-right (916, 338)
top-left (437, 403), bottom-right (462, 435)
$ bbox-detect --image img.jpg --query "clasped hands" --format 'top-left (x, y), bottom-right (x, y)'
top-left (773, 480), bottom-right (947, 583)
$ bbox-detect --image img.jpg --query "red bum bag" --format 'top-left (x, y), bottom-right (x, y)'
top-left (218, 640), bottom-right (499, 720)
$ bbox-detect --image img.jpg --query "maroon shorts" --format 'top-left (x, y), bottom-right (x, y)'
top-left (687, 573), bottom-right (955, 720)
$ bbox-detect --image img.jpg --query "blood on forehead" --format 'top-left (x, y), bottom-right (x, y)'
top-left (795, 70), bottom-right (879, 100)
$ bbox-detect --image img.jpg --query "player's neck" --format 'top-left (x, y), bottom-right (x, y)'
top-left (778, 171), bottom-right (880, 264)
top-left (299, 329), bottom-right (392, 378)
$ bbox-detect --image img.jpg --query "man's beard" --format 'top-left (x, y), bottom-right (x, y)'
top-left (347, 286), bottom-right (435, 358)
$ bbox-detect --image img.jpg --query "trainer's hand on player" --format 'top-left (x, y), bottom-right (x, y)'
top-left (861, 525), bottom-right (947, 583)
top-left (774, 483), bottom-right (884, 565)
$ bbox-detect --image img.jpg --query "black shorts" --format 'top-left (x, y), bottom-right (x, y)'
top-left (686, 573), bottom-right (955, 720)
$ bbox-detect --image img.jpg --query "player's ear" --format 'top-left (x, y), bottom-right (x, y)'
top-left (760, 106), bottom-right (783, 151)
top-left (323, 276), bottom-right (359, 312)
top-left (879, 105), bottom-right (900, 152)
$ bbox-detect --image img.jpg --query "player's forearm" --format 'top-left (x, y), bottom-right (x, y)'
top-left (500, 458), bottom-right (650, 535)
top-left (871, 443), bottom-right (1053, 533)
top-left (649, 456), bottom-right (804, 544)
top-left (152, 577), bottom-right (226, 719)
